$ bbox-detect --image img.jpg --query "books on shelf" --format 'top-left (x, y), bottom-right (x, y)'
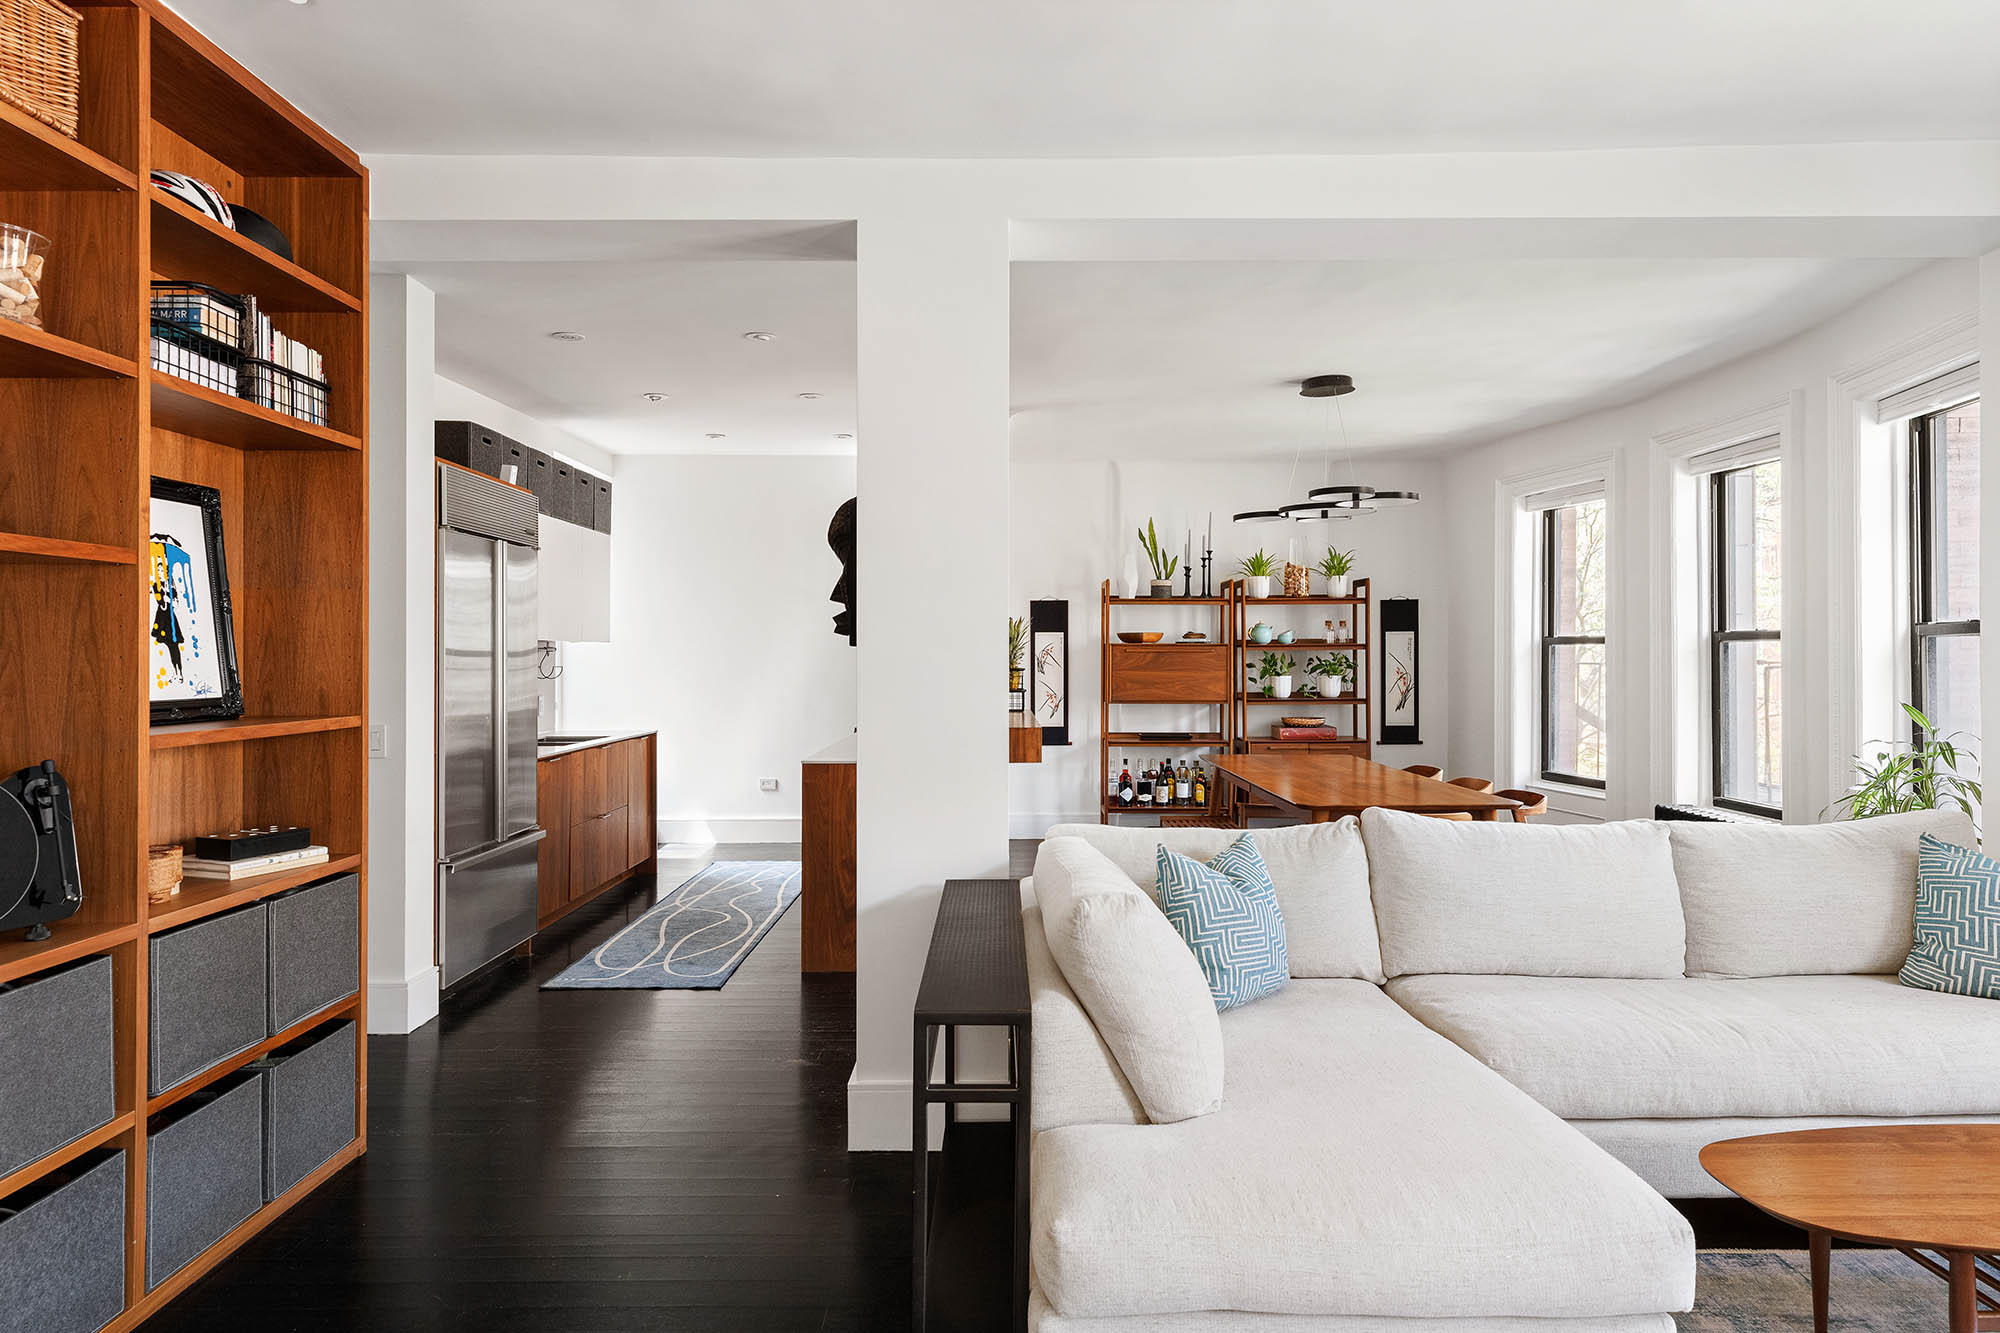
top-left (182, 844), bottom-right (329, 881)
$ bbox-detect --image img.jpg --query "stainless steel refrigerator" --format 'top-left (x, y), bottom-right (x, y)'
top-left (435, 461), bottom-right (545, 988)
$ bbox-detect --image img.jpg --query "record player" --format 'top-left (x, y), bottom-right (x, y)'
top-left (0, 761), bottom-right (82, 941)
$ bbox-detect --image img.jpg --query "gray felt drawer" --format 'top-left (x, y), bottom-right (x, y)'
top-left (150, 904), bottom-right (268, 1095)
top-left (267, 873), bottom-right (360, 1033)
top-left (146, 1074), bottom-right (264, 1290)
top-left (0, 954), bottom-right (116, 1177)
top-left (0, 1150), bottom-right (126, 1333)
top-left (253, 1020), bottom-right (355, 1200)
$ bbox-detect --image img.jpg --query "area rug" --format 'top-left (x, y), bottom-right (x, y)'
top-left (543, 861), bottom-right (800, 990)
top-left (1683, 1250), bottom-right (1950, 1330)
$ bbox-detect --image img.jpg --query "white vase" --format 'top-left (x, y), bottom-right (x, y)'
top-left (1330, 573), bottom-right (1352, 598)
top-left (1121, 553), bottom-right (1140, 599)
top-left (1247, 575), bottom-right (1272, 599)
top-left (1272, 675), bottom-right (1292, 700)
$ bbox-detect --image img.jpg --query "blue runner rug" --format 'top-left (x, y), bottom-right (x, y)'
top-left (543, 861), bottom-right (801, 990)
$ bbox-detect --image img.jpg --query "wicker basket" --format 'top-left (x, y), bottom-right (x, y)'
top-left (0, 0), bottom-right (82, 141)
top-left (147, 844), bottom-right (182, 904)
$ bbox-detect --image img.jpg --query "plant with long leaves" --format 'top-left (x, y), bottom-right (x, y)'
top-left (1255, 651), bottom-right (1291, 696)
top-left (1831, 704), bottom-right (1982, 830)
top-left (1238, 550), bottom-right (1278, 578)
top-left (1137, 519), bottom-right (1179, 581)
top-left (1008, 616), bottom-right (1027, 670)
top-left (1316, 547), bottom-right (1356, 579)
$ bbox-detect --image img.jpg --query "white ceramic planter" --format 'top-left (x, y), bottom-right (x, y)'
top-left (1246, 575), bottom-right (1273, 599)
top-left (1329, 573), bottom-right (1353, 598)
top-left (1272, 676), bottom-right (1293, 699)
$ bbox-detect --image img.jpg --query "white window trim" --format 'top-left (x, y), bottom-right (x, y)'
top-left (1493, 452), bottom-right (1618, 818)
top-left (1649, 396), bottom-right (1802, 822)
top-left (1826, 314), bottom-right (1979, 809)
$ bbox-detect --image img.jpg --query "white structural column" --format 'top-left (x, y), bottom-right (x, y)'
top-left (1982, 248), bottom-right (2000, 788)
top-left (367, 274), bottom-right (442, 1035)
top-left (849, 211), bottom-right (1012, 1149)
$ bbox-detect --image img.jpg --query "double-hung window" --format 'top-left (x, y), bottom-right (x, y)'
top-left (1707, 451), bottom-right (1783, 816)
top-left (1537, 497), bottom-right (1607, 786)
top-left (1908, 395), bottom-right (1980, 742)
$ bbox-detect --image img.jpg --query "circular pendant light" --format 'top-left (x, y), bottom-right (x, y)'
top-left (1235, 373), bottom-right (1419, 522)
top-left (1277, 501), bottom-right (1348, 523)
top-left (1232, 508), bottom-right (1288, 524)
top-left (1299, 374), bottom-right (1356, 398)
top-left (1307, 484), bottom-right (1376, 506)
top-left (1365, 490), bottom-right (1421, 508)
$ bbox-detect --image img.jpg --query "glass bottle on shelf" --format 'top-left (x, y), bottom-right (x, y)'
top-left (1176, 759), bottom-right (1192, 804)
top-left (1117, 760), bottom-right (1134, 806)
top-left (1192, 762), bottom-right (1208, 808)
top-left (1137, 765), bottom-right (1154, 806)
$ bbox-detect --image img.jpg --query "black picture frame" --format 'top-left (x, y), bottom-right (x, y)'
top-left (149, 477), bottom-right (244, 724)
top-left (1381, 597), bottom-right (1419, 745)
top-left (1030, 599), bottom-right (1069, 746)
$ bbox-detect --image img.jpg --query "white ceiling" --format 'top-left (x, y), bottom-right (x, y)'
top-left (397, 257), bottom-right (859, 457)
top-left (1009, 259), bottom-right (1921, 461)
top-left (170, 1), bottom-right (2000, 158)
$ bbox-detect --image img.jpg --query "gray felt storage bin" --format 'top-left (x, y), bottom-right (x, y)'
top-left (254, 1021), bottom-right (355, 1200)
top-left (0, 954), bottom-right (116, 1177)
top-left (435, 419), bottom-right (522, 480)
top-left (267, 873), bottom-right (360, 1033)
top-left (0, 1150), bottom-right (126, 1333)
top-left (146, 1074), bottom-right (264, 1290)
top-left (591, 476), bottom-right (613, 533)
top-left (149, 904), bottom-right (268, 1095)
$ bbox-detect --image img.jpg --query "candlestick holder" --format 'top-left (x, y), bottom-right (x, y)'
top-left (1200, 552), bottom-right (1213, 598)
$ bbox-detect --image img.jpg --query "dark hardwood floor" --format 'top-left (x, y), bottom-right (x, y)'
top-left (148, 843), bottom-right (915, 1333)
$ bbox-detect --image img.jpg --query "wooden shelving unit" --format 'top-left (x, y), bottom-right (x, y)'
top-left (0, 3), bottom-right (367, 1325)
top-left (1233, 578), bottom-right (1375, 757)
top-left (1099, 581), bottom-right (1235, 823)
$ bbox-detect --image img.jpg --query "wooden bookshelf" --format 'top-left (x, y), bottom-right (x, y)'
top-left (0, 3), bottom-right (367, 1325)
top-left (1099, 581), bottom-right (1236, 823)
top-left (1234, 578), bottom-right (1375, 757)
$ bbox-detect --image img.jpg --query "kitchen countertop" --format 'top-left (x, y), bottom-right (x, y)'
top-left (535, 728), bottom-right (657, 760)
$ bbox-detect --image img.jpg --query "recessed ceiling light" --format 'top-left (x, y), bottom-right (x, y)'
top-left (641, 392), bottom-right (669, 403)
top-left (705, 432), bottom-right (727, 439)
top-left (835, 433), bottom-right (854, 440)
top-left (797, 391), bottom-right (821, 400)
top-left (547, 331), bottom-right (585, 342)
top-left (741, 331), bottom-right (776, 342)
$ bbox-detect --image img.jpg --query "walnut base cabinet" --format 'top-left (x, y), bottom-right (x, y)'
top-left (535, 734), bottom-right (657, 929)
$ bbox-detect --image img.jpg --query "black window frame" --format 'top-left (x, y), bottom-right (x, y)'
top-left (1538, 503), bottom-right (1607, 789)
top-left (1907, 401), bottom-right (1980, 745)
top-left (1708, 464), bottom-right (1782, 818)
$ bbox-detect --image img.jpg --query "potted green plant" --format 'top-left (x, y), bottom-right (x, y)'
top-left (1008, 616), bottom-right (1027, 693)
top-left (1831, 704), bottom-right (1982, 826)
top-left (1239, 550), bottom-right (1278, 600)
top-left (1305, 652), bottom-right (1353, 698)
top-left (1257, 650), bottom-right (1292, 700)
top-left (1138, 518), bottom-right (1180, 598)
top-left (1317, 546), bottom-right (1357, 598)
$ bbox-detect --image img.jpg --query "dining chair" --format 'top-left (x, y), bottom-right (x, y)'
top-left (1403, 764), bottom-right (1442, 779)
top-left (1446, 777), bottom-right (1495, 793)
top-left (1495, 789), bottom-right (1549, 823)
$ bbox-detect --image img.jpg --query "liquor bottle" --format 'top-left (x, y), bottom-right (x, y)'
top-left (1155, 760), bottom-right (1171, 807)
top-left (1117, 760), bottom-right (1134, 806)
top-left (1192, 762), bottom-right (1208, 808)
top-left (1177, 760), bottom-right (1193, 804)
top-left (1137, 765), bottom-right (1154, 806)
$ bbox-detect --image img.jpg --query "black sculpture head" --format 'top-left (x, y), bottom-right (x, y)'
top-left (828, 496), bottom-right (856, 646)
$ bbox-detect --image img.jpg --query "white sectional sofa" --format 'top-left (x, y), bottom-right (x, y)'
top-left (1022, 807), bottom-right (2000, 1331)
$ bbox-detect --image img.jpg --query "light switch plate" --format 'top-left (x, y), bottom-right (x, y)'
top-left (368, 725), bottom-right (389, 758)
top-left (758, 777), bottom-right (779, 793)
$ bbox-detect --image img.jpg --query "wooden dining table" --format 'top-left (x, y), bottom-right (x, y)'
top-left (1206, 752), bottom-right (1523, 823)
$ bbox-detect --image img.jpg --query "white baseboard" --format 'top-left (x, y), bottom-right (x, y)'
top-left (1009, 810), bottom-right (1097, 838)
top-left (658, 816), bottom-right (803, 845)
top-left (368, 966), bottom-right (440, 1034)
top-left (848, 1071), bottom-right (934, 1150)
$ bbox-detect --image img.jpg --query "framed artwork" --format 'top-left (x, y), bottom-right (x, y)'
top-left (1381, 597), bottom-right (1419, 745)
top-left (1030, 598), bottom-right (1069, 746)
top-left (149, 477), bottom-right (243, 723)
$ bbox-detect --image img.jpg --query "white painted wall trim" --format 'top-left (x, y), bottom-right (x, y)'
top-left (658, 817), bottom-right (803, 846)
top-left (368, 967), bottom-right (441, 1036)
top-left (1647, 396), bottom-right (1802, 819)
top-left (1825, 312), bottom-right (1980, 806)
top-left (1492, 452), bottom-right (1620, 818)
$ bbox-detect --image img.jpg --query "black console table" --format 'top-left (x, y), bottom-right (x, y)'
top-left (913, 879), bottom-right (1032, 1333)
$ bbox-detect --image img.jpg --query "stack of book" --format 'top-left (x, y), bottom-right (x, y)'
top-left (182, 843), bottom-right (329, 881)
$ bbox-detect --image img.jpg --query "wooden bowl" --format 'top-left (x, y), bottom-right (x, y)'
top-left (1116, 631), bottom-right (1163, 644)
top-left (1279, 716), bottom-right (1326, 728)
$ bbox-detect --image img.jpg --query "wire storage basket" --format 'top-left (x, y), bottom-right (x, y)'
top-left (150, 281), bottom-right (243, 346)
top-left (239, 355), bottom-right (330, 426)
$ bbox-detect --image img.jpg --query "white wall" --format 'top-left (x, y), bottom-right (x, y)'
top-left (367, 275), bottom-right (440, 1034)
top-left (1008, 457), bottom-right (1449, 834)
top-left (560, 454), bottom-right (858, 842)
top-left (1439, 259), bottom-right (1982, 823)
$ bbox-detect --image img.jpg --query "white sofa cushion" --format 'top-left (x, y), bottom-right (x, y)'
top-left (1024, 904), bottom-right (1145, 1132)
top-left (1047, 821), bottom-right (1383, 982)
top-left (1030, 837), bottom-right (1223, 1123)
top-left (1360, 809), bottom-right (1685, 979)
top-left (1668, 807), bottom-right (1976, 977)
top-left (1032, 980), bottom-right (1693, 1323)
top-left (1575, 1114), bottom-right (2000, 1200)
top-left (1386, 972), bottom-right (2000, 1119)
top-left (1029, 1290), bottom-right (1674, 1332)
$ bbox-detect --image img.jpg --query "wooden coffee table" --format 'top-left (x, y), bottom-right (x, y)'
top-left (1701, 1125), bottom-right (2000, 1332)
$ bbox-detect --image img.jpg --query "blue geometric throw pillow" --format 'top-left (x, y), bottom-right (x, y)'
top-left (1156, 835), bottom-right (1289, 1011)
top-left (1900, 833), bottom-right (2000, 1000)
